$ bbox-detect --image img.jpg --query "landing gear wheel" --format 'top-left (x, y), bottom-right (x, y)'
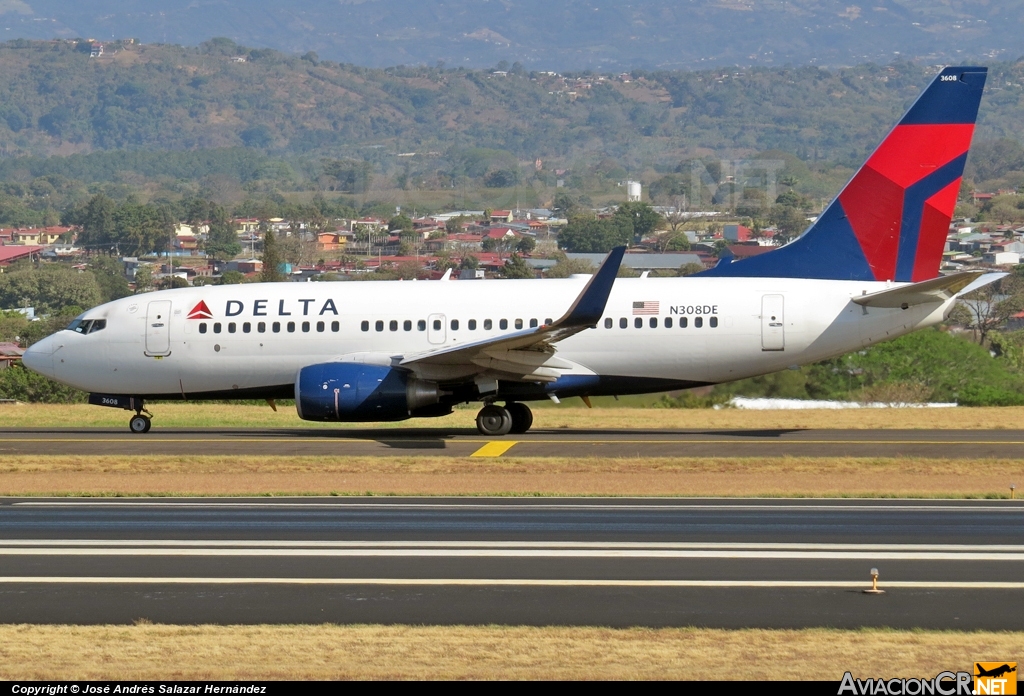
top-left (129, 414), bottom-right (152, 434)
top-left (506, 402), bottom-right (533, 434)
top-left (476, 404), bottom-right (513, 436)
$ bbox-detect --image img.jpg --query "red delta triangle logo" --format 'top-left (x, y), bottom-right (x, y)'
top-left (187, 300), bottom-right (213, 320)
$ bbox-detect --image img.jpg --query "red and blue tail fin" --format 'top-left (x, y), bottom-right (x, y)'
top-left (700, 66), bottom-right (987, 282)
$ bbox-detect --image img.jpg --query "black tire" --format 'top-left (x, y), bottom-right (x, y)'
top-left (476, 404), bottom-right (512, 436)
top-left (506, 402), bottom-right (533, 434)
top-left (129, 414), bottom-right (151, 434)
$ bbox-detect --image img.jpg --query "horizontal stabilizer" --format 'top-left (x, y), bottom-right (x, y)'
top-left (852, 271), bottom-right (1003, 309)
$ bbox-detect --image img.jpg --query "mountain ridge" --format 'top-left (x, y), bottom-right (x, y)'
top-left (2, 0), bottom-right (1023, 71)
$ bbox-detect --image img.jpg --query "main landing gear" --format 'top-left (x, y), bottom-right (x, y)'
top-left (475, 402), bottom-right (533, 436)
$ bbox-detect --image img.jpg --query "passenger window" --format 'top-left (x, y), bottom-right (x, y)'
top-left (680, 317), bottom-right (688, 328)
top-left (433, 319), bottom-right (441, 330)
top-left (515, 319), bottom-right (523, 329)
top-left (710, 317), bottom-right (718, 328)
top-left (242, 322), bottom-right (251, 333)
top-left (619, 318), bottom-right (627, 329)
top-left (199, 323), bottom-right (207, 334)
top-left (228, 322), bottom-right (236, 333)
top-left (375, 320), bottom-right (384, 332)
top-left (634, 318), bottom-right (643, 329)
top-left (529, 318), bottom-right (538, 328)
top-left (258, 322), bottom-right (266, 333)
top-left (500, 319), bottom-right (508, 330)
top-left (665, 317), bottom-right (673, 329)
top-left (316, 321), bottom-right (325, 332)
top-left (649, 317), bottom-right (658, 328)
top-left (287, 321), bottom-right (296, 333)
top-left (468, 319), bottom-right (477, 330)
top-left (404, 320), bottom-right (412, 331)
top-left (604, 318), bottom-right (612, 329)
top-left (451, 319), bottom-right (459, 330)
top-left (361, 321), bottom-right (369, 332)
top-left (331, 321), bottom-right (340, 332)
top-left (484, 319), bottom-right (492, 330)
top-left (695, 317), bottom-right (703, 328)
top-left (417, 319), bottom-right (426, 331)
top-left (302, 321), bottom-right (310, 332)
top-left (389, 320), bottom-right (398, 331)
top-left (213, 323), bottom-right (222, 334)
top-left (272, 322), bottom-right (281, 333)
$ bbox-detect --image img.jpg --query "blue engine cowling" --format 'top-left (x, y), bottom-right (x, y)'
top-left (295, 362), bottom-right (442, 422)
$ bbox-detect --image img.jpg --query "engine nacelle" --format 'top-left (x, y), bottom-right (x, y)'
top-left (295, 362), bottom-right (442, 422)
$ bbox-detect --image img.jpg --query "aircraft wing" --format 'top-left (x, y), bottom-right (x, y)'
top-left (851, 271), bottom-right (1005, 309)
top-left (398, 246), bottom-right (625, 382)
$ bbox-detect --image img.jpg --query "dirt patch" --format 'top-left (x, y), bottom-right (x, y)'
top-left (0, 625), bottom-right (1020, 680)
top-left (1, 456), bottom-right (1020, 497)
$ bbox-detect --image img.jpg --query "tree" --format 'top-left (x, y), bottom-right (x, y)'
top-left (388, 214), bottom-right (414, 232)
top-left (133, 266), bottom-right (153, 293)
top-left (87, 256), bottom-right (132, 303)
top-left (445, 216), bottom-right (469, 235)
top-left (259, 230), bottom-right (286, 282)
top-left (502, 253), bottom-right (534, 279)
top-left (515, 236), bottom-right (536, 254)
top-left (76, 194), bottom-right (116, 254)
top-left (614, 202), bottom-right (663, 243)
top-left (204, 205), bottom-right (242, 262)
top-left (0, 262), bottom-right (102, 314)
top-left (459, 254), bottom-right (479, 270)
top-left (678, 262), bottom-right (705, 276)
top-left (547, 256), bottom-right (596, 278)
top-left (218, 270), bottom-right (246, 285)
top-left (558, 213), bottom-right (632, 253)
top-left (951, 275), bottom-right (1024, 345)
top-left (769, 204), bottom-right (808, 243)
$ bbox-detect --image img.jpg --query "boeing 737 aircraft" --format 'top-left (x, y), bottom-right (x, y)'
top-left (23, 66), bottom-right (999, 436)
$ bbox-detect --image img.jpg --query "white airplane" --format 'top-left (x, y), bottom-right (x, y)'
top-left (23, 66), bottom-right (999, 436)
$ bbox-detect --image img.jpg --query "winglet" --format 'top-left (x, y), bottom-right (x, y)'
top-left (552, 246), bottom-right (625, 328)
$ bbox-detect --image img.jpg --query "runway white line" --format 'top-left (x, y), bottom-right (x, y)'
top-left (2, 547), bottom-right (1024, 560)
top-left (4, 540), bottom-right (1024, 552)
top-left (0, 577), bottom-right (1022, 589)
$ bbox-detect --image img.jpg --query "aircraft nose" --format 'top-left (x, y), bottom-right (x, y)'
top-left (21, 337), bottom-right (55, 378)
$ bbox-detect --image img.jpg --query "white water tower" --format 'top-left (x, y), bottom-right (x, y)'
top-left (627, 180), bottom-right (642, 202)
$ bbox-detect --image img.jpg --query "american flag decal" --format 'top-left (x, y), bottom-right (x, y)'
top-left (632, 301), bottom-right (659, 315)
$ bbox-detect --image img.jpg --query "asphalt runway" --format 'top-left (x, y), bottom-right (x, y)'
top-left (1, 497), bottom-right (1023, 627)
top-left (2, 427), bottom-right (1024, 458)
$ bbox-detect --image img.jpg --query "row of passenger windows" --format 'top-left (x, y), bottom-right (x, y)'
top-left (362, 318), bottom-right (553, 332)
top-left (198, 320), bottom-right (340, 335)
top-left (604, 316), bottom-right (718, 329)
top-left (197, 315), bottom-right (718, 336)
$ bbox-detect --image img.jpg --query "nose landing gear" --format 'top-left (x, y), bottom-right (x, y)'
top-left (475, 402), bottom-right (533, 436)
top-left (129, 412), bottom-right (152, 433)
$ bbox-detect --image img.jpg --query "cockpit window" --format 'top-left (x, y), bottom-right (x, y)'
top-left (64, 318), bottom-right (106, 335)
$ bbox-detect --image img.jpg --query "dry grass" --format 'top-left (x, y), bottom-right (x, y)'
top-left (0, 624), bottom-right (1020, 680)
top-left (4, 403), bottom-right (1024, 430)
top-left (0, 455), bottom-right (1021, 497)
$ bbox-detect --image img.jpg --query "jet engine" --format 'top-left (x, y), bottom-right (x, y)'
top-left (295, 362), bottom-right (444, 422)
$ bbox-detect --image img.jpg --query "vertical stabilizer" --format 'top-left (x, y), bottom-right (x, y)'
top-left (700, 66), bottom-right (987, 282)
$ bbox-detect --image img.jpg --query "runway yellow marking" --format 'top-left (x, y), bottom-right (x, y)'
top-left (0, 577), bottom-right (1023, 589)
top-left (470, 441), bottom-right (518, 457)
